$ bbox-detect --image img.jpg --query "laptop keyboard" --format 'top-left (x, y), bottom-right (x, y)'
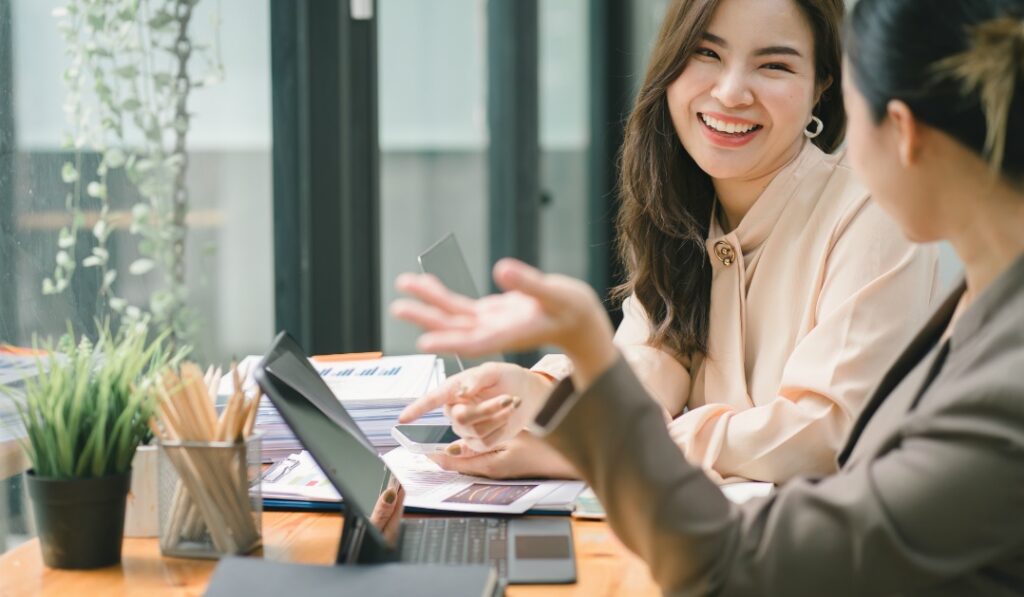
top-left (400, 517), bottom-right (508, 578)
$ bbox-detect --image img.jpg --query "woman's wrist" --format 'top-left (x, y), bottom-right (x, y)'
top-left (563, 309), bottom-right (617, 390)
top-left (515, 369), bottom-right (557, 426)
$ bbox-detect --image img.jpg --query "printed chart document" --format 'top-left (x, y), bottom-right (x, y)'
top-left (383, 447), bottom-right (585, 515)
top-left (260, 448), bottom-right (585, 515)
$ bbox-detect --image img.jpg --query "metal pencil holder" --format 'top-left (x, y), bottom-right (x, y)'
top-left (157, 434), bottom-right (262, 559)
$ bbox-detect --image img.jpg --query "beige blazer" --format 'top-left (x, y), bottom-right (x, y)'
top-left (536, 141), bottom-right (940, 483)
top-left (535, 253), bottom-right (1024, 596)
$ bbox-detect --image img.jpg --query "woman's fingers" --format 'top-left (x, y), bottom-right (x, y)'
top-left (430, 444), bottom-right (504, 478)
top-left (399, 365), bottom-right (502, 423)
top-left (461, 419), bottom-right (516, 452)
top-left (466, 402), bottom-right (519, 439)
top-left (390, 298), bottom-right (475, 333)
top-left (381, 487), bottom-right (405, 544)
top-left (396, 273), bottom-right (478, 315)
top-left (369, 484), bottom-right (405, 545)
top-left (440, 439), bottom-right (483, 458)
top-left (449, 394), bottom-right (520, 427)
top-left (492, 258), bottom-right (568, 311)
top-left (450, 400), bottom-right (519, 445)
top-left (416, 329), bottom-right (498, 357)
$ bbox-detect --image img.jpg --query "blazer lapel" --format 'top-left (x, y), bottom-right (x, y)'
top-left (837, 281), bottom-right (965, 467)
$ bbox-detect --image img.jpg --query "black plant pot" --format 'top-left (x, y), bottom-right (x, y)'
top-left (26, 469), bottom-right (132, 569)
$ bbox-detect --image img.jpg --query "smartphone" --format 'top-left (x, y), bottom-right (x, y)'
top-left (390, 424), bottom-right (460, 454)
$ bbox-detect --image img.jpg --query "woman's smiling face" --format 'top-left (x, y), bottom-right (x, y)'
top-left (667, 0), bottom-right (823, 182)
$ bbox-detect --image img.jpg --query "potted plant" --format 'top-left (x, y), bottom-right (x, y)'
top-left (12, 322), bottom-right (179, 569)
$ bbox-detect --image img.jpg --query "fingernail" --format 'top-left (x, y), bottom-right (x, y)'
top-left (512, 395), bottom-right (522, 408)
top-left (500, 396), bottom-right (513, 408)
top-left (456, 384), bottom-right (468, 398)
top-left (446, 444), bottom-right (462, 456)
top-left (383, 489), bottom-right (396, 504)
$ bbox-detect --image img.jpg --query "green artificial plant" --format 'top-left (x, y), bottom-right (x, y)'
top-left (12, 322), bottom-right (185, 479)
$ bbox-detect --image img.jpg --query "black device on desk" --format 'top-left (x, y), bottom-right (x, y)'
top-left (253, 332), bottom-right (577, 585)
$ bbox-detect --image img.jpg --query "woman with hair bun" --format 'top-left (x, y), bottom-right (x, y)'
top-left (390, 0), bottom-right (1024, 593)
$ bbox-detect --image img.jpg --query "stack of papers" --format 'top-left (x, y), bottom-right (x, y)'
top-left (220, 354), bottom-right (449, 462)
top-left (260, 448), bottom-right (586, 515)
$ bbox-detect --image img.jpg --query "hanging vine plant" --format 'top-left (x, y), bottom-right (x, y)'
top-left (45, 0), bottom-right (223, 346)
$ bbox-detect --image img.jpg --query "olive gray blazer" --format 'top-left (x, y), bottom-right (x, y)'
top-left (538, 255), bottom-right (1024, 596)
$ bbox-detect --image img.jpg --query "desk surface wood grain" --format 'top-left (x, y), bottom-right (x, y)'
top-left (0, 511), bottom-right (660, 596)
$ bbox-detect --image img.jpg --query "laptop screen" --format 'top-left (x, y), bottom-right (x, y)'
top-left (254, 332), bottom-right (390, 527)
top-left (417, 233), bottom-right (505, 370)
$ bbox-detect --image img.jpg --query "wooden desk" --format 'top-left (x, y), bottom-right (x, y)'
top-left (0, 511), bottom-right (659, 596)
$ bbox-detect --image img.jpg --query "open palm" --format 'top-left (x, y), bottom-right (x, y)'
top-left (391, 258), bottom-right (605, 358)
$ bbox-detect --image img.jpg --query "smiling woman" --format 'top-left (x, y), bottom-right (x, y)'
top-left (421, 0), bottom-right (941, 487)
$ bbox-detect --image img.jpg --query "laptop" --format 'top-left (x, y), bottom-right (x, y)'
top-left (417, 233), bottom-right (506, 371)
top-left (253, 331), bottom-right (577, 585)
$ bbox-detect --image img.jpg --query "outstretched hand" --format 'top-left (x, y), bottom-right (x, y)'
top-left (391, 258), bottom-right (611, 359)
top-left (391, 258), bottom-right (619, 437)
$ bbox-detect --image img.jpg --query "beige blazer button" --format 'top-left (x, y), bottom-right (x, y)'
top-left (713, 240), bottom-right (735, 266)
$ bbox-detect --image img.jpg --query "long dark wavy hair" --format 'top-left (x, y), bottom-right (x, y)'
top-left (613, 0), bottom-right (846, 358)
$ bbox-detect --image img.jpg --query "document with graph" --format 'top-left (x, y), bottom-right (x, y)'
top-left (383, 447), bottom-right (585, 515)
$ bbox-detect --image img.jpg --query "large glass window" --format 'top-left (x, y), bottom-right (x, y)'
top-left (538, 0), bottom-right (590, 280)
top-left (0, 0), bottom-right (272, 555)
top-left (378, 0), bottom-right (489, 355)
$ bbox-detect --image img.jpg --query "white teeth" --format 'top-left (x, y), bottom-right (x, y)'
top-left (700, 113), bottom-right (758, 134)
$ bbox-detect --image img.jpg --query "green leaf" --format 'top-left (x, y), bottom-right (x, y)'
top-left (148, 11), bottom-right (174, 29)
top-left (57, 227), bottom-right (75, 249)
top-left (86, 182), bottom-right (106, 199)
top-left (103, 269), bottom-right (118, 290)
top-left (61, 162), bottom-right (79, 184)
top-left (129, 258), bottom-right (155, 275)
top-left (115, 65), bottom-right (139, 79)
top-left (103, 148), bottom-right (126, 168)
top-left (93, 219), bottom-right (107, 241)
